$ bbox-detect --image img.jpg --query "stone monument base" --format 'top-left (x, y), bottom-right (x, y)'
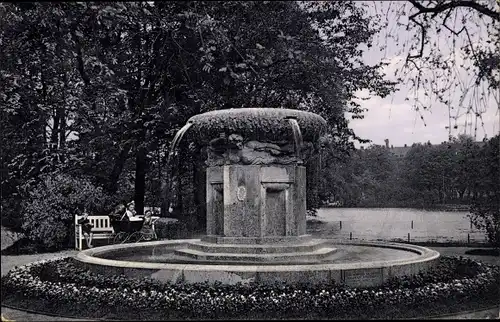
top-left (173, 235), bottom-right (337, 263)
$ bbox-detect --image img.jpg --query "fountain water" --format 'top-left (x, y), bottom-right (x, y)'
top-left (167, 121), bottom-right (193, 165)
top-left (76, 108), bottom-right (439, 287)
top-left (163, 121), bottom-right (193, 214)
top-left (286, 117), bottom-right (304, 162)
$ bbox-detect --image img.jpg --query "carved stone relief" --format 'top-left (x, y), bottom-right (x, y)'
top-left (206, 133), bottom-right (315, 167)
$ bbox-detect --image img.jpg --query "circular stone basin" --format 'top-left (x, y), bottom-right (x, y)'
top-left (186, 108), bottom-right (327, 144)
top-left (75, 240), bottom-right (440, 288)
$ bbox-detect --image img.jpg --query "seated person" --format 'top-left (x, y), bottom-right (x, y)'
top-left (121, 201), bottom-right (137, 220)
top-left (109, 203), bottom-right (126, 221)
top-left (139, 210), bottom-right (156, 241)
top-left (77, 209), bottom-right (94, 248)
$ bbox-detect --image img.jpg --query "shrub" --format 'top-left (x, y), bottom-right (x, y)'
top-left (1, 195), bottom-right (24, 232)
top-left (155, 218), bottom-right (190, 240)
top-left (465, 248), bottom-right (500, 256)
top-left (468, 135), bottom-right (500, 248)
top-left (20, 173), bottom-right (110, 250)
top-left (470, 194), bottom-right (500, 248)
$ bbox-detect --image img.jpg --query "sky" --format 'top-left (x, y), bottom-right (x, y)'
top-left (348, 1), bottom-right (499, 148)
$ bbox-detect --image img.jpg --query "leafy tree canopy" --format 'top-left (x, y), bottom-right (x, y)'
top-left (1, 1), bottom-right (394, 231)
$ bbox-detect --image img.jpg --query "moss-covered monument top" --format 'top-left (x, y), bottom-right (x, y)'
top-left (188, 108), bottom-right (327, 145)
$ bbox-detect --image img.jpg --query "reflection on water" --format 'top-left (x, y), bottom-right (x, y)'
top-left (307, 208), bottom-right (488, 244)
top-left (102, 244), bottom-right (419, 265)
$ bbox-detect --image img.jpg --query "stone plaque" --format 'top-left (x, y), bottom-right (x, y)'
top-left (237, 186), bottom-right (247, 201)
top-left (265, 190), bottom-right (286, 236)
top-left (342, 268), bottom-right (383, 287)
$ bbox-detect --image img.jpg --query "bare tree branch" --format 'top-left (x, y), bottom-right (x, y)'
top-left (407, 17), bottom-right (426, 61)
top-left (441, 8), bottom-right (467, 35)
top-left (408, 0), bottom-right (500, 22)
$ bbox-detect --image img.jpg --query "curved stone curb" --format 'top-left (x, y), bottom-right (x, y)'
top-left (76, 240), bottom-right (440, 287)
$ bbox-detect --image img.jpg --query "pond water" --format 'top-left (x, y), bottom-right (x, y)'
top-left (307, 208), bottom-right (488, 244)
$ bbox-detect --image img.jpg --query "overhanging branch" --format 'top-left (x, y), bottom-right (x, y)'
top-left (441, 8), bottom-right (466, 36)
top-left (408, 0), bottom-right (500, 22)
top-left (406, 17), bottom-right (426, 61)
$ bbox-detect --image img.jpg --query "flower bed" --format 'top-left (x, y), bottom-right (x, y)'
top-left (1, 256), bottom-right (499, 320)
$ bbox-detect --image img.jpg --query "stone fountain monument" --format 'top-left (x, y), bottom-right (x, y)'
top-left (171, 108), bottom-right (336, 262)
top-left (77, 108), bottom-right (439, 287)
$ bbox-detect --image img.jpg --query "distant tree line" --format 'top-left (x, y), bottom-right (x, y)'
top-left (319, 134), bottom-right (499, 209)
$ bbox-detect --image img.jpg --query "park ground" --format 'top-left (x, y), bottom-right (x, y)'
top-left (1, 225), bottom-right (498, 321)
top-left (1, 226), bottom-right (84, 321)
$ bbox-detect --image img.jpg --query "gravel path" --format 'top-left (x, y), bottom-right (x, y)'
top-left (2, 250), bottom-right (85, 321)
top-left (1, 227), bottom-right (84, 321)
top-left (0, 226), bottom-right (22, 251)
top-left (1, 250), bottom-right (79, 277)
top-left (1, 306), bottom-right (92, 322)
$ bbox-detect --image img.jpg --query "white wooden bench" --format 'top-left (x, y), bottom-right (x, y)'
top-left (74, 214), bottom-right (160, 250)
top-left (74, 215), bottom-right (114, 250)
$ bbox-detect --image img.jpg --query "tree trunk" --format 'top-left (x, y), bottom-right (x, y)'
top-left (134, 145), bottom-right (147, 217)
top-left (50, 110), bottom-right (60, 150)
top-left (306, 153), bottom-right (321, 211)
top-left (192, 146), bottom-right (206, 232)
top-left (106, 142), bottom-right (132, 194)
top-left (160, 176), bottom-right (170, 218)
top-left (459, 188), bottom-right (465, 201)
top-left (58, 106), bottom-right (66, 163)
top-left (160, 148), bottom-right (175, 218)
